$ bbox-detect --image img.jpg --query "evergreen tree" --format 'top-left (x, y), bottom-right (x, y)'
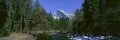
top-left (5, 0), bottom-right (32, 33)
top-left (59, 16), bottom-right (69, 30)
top-left (29, 0), bottom-right (52, 31)
top-left (0, 0), bottom-right (8, 37)
top-left (105, 0), bottom-right (120, 36)
top-left (73, 9), bottom-right (85, 34)
top-left (82, 0), bottom-right (95, 35)
top-left (0, 0), bottom-right (7, 28)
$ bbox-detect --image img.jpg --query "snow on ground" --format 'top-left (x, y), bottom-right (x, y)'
top-left (68, 35), bottom-right (106, 40)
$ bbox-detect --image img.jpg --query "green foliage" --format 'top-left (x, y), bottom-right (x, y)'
top-left (48, 13), bottom-right (56, 30)
top-left (54, 17), bottom-right (69, 30)
top-left (73, 0), bottom-right (120, 37)
top-left (0, 0), bottom-right (8, 37)
top-left (59, 17), bottom-right (69, 30)
top-left (73, 9), bottom-right (85, 34)
top-left (0, 27), bottom-right (8, 37)
top-left (29, 0), bottom-right (52, 31)
top-left (0, 0), bottom-right (7, 29)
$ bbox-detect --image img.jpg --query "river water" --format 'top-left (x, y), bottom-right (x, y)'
top-left (49, 32), bottom-right (120, 40)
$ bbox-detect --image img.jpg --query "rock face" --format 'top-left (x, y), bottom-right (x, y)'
top-left (53, 9), bottom-right (74, 19)
top-left (0, 33), bottom-right (34, 40)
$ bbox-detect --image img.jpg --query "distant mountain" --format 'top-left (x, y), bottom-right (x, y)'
top-left (53, 9), bottom-right (74, 19)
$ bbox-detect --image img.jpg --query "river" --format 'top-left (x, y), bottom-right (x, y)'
top-left (49, 32), bottom-right (120, 40)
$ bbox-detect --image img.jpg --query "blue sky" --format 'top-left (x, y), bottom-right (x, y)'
top-left (32, 0), bottom-right (84, 14)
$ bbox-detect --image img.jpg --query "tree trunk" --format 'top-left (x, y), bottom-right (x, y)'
top-left (20, 15), bottom-right (23, 33)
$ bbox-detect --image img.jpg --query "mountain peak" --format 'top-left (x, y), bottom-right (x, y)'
top-left (53, 9), bottom-right (74, 19)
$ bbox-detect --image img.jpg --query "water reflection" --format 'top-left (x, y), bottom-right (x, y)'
top-left (49, 32), bottom-right (120, 40)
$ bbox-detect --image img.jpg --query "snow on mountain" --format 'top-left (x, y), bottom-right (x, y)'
top-left (53, 9), bottom-right (74, 19)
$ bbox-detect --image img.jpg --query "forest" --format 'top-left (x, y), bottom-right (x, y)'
top-left (0, 0), bottom-right (120, 40)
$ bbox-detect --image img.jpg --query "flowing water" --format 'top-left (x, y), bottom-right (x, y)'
top-left (49, 32), bottom-right (120, 40)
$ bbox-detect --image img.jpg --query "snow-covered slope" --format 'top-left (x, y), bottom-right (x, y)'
top-left (53, 9), bottom-right (74, 19)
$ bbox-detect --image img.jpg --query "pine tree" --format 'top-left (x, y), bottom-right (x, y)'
top-left (5, 0), bottom-right (32, 33)
top-left (73, 9), bottom-right (85, 34)
top-left (82, 0), bottom-right (95, 35)
top-left (105, 0), bottom-right (120, 36)
top-left (0, 0), bottom-right (7, 29)
top-left (0, 0), bottom-right (8, 37)
top-left (29, 0), bottom-right (51, 31)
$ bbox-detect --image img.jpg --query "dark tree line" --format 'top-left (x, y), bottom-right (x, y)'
top-left (73, 0), bottom-right (120, 37)
top-left (0, 0), bottom-right (8, 37)
top-left (0, 0), bottom-right (55, 37)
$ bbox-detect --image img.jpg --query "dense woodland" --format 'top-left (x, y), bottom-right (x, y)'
top-left (0, 0), bottom-right (120, 39)
top-left (73, 0), bottom-right (120, 37)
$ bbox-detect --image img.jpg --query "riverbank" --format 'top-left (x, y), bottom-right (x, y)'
top-left (28, 30), bottom-right (68, 35)
top-left (0, 32), bottom-right (34, 40)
